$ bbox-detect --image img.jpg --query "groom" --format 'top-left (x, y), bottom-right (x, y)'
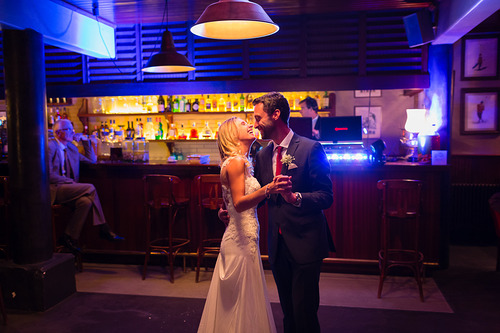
top-left (253, 92), bottom-right (334, 332)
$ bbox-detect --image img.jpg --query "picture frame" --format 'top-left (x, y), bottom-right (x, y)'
top-left (460, 88), bottom-right (499, 135)
top-left (461, 35), bottom-right (499, 80)
top-left (354, 90), bottom-right (382, 98)
top-left (355, 106), bottom-right (382, 138)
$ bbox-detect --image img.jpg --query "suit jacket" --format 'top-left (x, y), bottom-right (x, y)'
top-left (254, 133), bottom-right (334, 265)
top-left (48, 138), bottom-right (97, 203)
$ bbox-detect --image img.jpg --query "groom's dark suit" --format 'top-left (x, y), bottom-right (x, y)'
top-left (255, 133), bottom-right (334, 332)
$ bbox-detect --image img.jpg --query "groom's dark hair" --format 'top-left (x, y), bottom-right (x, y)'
top-left (253, 92), bottom-right (290, 125)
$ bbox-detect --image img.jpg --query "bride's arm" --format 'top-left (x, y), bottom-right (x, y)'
top-left (226, 157), bottom-right (285, 213)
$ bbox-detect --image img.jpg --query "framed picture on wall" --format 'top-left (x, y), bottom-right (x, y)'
top-left (355, 106), bottom-right (382, 138)
top-left (354, 90), bottom-right (382, 98)
top-left (460, 88), bottom-right (499, 135)
top-left (461, 35), bottom-right (499, 80)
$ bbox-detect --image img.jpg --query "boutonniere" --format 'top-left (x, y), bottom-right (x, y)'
top-left (281, 154), bottom-right (297, 169)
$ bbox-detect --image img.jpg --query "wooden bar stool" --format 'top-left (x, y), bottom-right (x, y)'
top-left (142, 175), bottom-right (190, 283)
top-left (51, 204), bottom-right (83, 272)
top-left (193, 174), bottom-right (225, 282)
top-left (377, 179), bottom-right (424, 302)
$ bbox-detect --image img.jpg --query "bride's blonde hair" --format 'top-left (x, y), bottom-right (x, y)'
top-left (217, 117), bottom-right (241, 163)
top-left (217, 117), bottom-right (254, 171)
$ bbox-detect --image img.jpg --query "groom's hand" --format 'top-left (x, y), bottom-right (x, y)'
top-left (273, 175), bottom-right (292, 193)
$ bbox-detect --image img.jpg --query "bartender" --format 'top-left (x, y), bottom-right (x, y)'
top-left (299, 96), bottom-right (321, 140)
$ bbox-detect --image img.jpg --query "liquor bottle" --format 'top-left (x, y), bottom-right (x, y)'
top-left (215, 121), bottom-right (221, 139)
top-left (201, 121), bottom-right (213, 139)
top-left (166, 95), bottom-right (172, 112)
top-left (212, 95), bottom-right (218, 112)
top-left (157, 95), bottom-right (165, 112)
top-left (108, 119), bottom-right (115, 142)
top-left (185, 98), bottom-right (192, 112)
top-left (192, 98), bottom-right (200, 112)
top-left (126, 121), bottom-right (135, 139)
top-left (55, 107), bottom-right (61, 121)
top-left (145, 118), bottom-right (156, 140)
top-left (246, 93), bottom-right (253, 111)
top-left (61, 107), bottom-right (69, 119)
top-left (167, 123), bottom-right (178, 140)
top-left (219, 95), bottom-right (226, 112)
top-left (155, 118), bottom-right (164, 140)
top-left (189, 122), bottom-right (198, 139)
top-left (322, 91), bottom-right (329, 109)
top-left (179, 96), bottom-right (186, 112)
top-left (232, 94), bottom-right (239, 112)
top-left (206, 95), bottom-right (212, 111)
top-left (146, 96), bottom-right (153, 112)
top-left (48, 107), bottom-right (55, 129)
top-left (173, 96), bottom-right (180, 112)
top-left (239, 93), bottom-right (245, 111)
top-left (294, 94), bottom-right (301, 111)
top-left (200, 94), bottom-right (206, 112)
top-left (314, 92), bottom-right (321, 110)
top-left (178, 123), bottom-right (187, 140)
top-left (288, 93), bottom-right (295, 110)
top-left (226, 94), bottom-right (232, 112)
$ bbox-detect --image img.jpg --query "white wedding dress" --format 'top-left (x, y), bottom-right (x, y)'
top-left (198, 156), bottom-right (276, 333)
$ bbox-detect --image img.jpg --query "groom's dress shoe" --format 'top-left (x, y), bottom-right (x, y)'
top-left (60, 234), bottom-right (81, 255)
top-left (99, 229), bottom-right (125, 242)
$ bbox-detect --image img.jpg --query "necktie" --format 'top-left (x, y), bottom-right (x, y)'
top-left (64, 148), bottom-right (72, 179)
top-left (275, 146), bottom-right (283, 176)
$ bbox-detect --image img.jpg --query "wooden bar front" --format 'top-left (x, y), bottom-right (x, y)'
top-left (77, 160), bottom-right (449, 271)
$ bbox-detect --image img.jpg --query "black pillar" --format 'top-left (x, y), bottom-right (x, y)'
top-left (3, 29), bottom-right (52, 264)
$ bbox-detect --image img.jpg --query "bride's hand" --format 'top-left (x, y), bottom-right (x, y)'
top-left (267, 175), bottom-right (292, 194)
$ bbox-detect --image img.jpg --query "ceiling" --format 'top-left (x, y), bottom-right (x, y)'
top-left (57, 0), bottom-right (433, 25)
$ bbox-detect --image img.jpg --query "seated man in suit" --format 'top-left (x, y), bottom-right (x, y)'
top-left (49, 119), bottom-right (123, 254)
top-left (299, 96), bottom-right (321, 140)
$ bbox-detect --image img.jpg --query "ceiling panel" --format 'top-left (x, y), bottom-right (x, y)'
top-left (57, 0), bottom-right (433, 25)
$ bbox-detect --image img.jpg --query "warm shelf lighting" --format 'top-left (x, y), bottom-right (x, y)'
top-left (190, 0), bottom-right (279, 40)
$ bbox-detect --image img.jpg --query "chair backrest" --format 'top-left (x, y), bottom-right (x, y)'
top-left (377, 179), bottom-right (422, 219)
top-left (194, 174), bottom-right (223, 210)
top-left (143, 174), bottom-right (181, 209)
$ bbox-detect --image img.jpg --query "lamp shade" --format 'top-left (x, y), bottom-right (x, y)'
top-left (405, 109), bottom-right (427, 133)
top-left (142, 30), bottom-right (195, 73)
top-left (190, 0), bottom-right (279, 40)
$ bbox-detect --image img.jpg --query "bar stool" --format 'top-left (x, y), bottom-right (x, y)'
top-left (377, 179), bottom-right (424, 302)
top-left (193, 174), bottom-right (225, 282)
top-left (142, 175), bottom-right (190, 283)
top-left (51, 204), bottom-right (83, 272)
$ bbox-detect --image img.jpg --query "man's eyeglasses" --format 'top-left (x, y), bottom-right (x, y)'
top-left (57, 128), bottom-right (74, 133)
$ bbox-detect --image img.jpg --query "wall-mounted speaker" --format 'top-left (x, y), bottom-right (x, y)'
top-left (403, 10), bottom-right (435, 48)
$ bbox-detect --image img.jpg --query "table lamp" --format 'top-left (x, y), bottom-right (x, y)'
top-left (404, 109), bottom-right (426, 162)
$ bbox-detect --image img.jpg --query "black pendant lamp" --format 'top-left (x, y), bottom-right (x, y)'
top-left (190, 0), bottom-right (279, 40)
top-left (142, 1), bottom-right (195, 73)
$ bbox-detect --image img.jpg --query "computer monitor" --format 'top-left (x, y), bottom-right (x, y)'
top-left (289, 117), bottom-right (313, 139)
top-left (319, 116), bottom-right (362, 143)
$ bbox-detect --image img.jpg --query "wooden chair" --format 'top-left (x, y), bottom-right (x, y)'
top-left (142, 175), bottom-right (190, 283)
top-left (193, 174), bottom-right (225, 282)
top-left (377, 179), bottom-right (424, 302)
top-left (51, 204), bottom-right (83, 272)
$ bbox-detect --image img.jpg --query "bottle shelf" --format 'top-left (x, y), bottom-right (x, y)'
top-left (78, 111), bottom-right (253, 117)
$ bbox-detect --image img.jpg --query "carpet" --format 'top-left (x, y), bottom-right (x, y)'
top-left (76, 263), bottom-right (452, 313)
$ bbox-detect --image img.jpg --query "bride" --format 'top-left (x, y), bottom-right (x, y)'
top-left (198, 117), bottom-right (291, 333)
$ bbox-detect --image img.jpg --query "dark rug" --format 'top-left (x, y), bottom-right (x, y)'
top-left (3, 284), bottom-right (500, 333)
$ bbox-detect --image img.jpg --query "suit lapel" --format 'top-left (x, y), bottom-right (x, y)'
top-left (283, 134), bottom-right (300, 175)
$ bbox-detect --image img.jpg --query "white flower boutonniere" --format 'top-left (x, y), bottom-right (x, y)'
top-left (281, 154), bottom-right (298, 169)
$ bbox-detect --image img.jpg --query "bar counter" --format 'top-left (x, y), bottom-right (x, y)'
top-left (77, 160), bottom-right (450, 271)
